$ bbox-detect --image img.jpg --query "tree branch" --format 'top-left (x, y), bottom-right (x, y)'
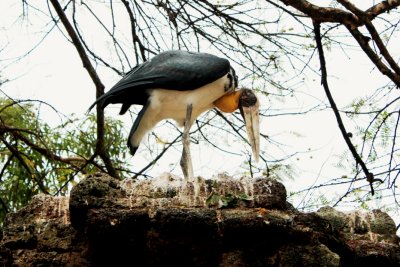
top-left (48, 0), bottom-right (118, 178)
top-left (278, 0), bottom-right (400, 28)
top-left (345, 26), bottom-right (400, 87)
top-left (337, 0), bottom-right (400, 77)
top-left (1, 137), bottom-right (49, 194)
top-left (121, 0), bottom-right (147, 62)
top-left (0, 123), bottom-right (87, 165)
top-left (133, 134), bottom-right (181, 179)
top-left (313, 21), bottom-right (382, 195)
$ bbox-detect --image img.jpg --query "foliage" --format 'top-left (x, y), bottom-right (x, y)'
top-left (0, 97), bottom-right (127, 223)
top-left (206, 192), bottom-right (253, 208)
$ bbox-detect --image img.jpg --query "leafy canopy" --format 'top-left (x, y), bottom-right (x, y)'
top-left (0, 97), bottom-right (128, 223)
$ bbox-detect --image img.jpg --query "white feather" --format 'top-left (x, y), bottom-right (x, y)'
top-left (130, 74), bottom-right (231, 147)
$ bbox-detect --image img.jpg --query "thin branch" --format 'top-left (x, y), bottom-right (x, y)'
top-left (313, 21), bottom-right (382, 195)
top-left (346, 26), bottom-right (400, 87)
top-left (121, 0), bottom-right (147, 62)
top-left (337, 0), bottom-right (400, 76)
top-left (0, 123), bottom-right (84, 165)
top-left (388, 111), bottom-right (400, 187)
top-left (1, 137), bottom-right (49, 194)
top-left (133, 134), bottom-right (181, 179)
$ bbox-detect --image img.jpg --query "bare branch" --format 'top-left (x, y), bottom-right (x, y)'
top-left (278, 0), bottom-right (400, 28)
top-left (346, 26), bottom-right (400, 87)
top-left (338, 0), bottom-right (400, 77)
top-left (121, 0), bottom-right (147, 62)
top-left (48, 0), bottom-right (118, 177)
top-left (313, 21), bottom-right (382, 195)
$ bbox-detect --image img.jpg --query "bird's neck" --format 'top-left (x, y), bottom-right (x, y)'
top-left (213, 90), bottom-right (241, 113)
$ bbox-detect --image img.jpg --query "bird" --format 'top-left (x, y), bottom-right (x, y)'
top-left (88, 50), bottom-right (260, 180)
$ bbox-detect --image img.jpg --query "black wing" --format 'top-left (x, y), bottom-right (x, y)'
top-left (88, 50), bottom-right (231, 114)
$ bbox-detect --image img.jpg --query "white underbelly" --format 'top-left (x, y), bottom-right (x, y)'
top-left (148, 77), bottom-right (228, 126)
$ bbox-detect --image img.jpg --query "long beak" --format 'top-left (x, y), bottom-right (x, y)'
top-left (238, 89), bottom-right (260, 162)
top-left (242, 102), bottom-right (260, 162)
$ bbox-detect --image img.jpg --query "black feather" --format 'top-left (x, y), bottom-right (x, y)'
top-left (127, 100), bottom-right (150, 155)
top-left (87, 50), bottom-right (231, 114)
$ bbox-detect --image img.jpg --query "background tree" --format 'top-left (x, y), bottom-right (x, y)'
top-left (1, 0), bottom-right (400, 228)
top-left (0, 96), bottom-right (128, 222)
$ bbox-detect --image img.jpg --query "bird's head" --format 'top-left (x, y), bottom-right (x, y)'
top-left (214, 88), bottom-right (260, 162)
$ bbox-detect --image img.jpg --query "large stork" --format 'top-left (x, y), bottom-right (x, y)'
top-left (88, 50), bottom-right (259, 179)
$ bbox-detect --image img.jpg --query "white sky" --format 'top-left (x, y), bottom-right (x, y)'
top-left (1, 1), bottom-right (399, 228)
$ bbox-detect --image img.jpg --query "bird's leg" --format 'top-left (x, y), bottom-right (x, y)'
top-left (180, 104), bottom-right (194, 180)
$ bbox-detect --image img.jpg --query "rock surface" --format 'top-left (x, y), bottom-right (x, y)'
top-left (1, 173), bottom-right (399, 266)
